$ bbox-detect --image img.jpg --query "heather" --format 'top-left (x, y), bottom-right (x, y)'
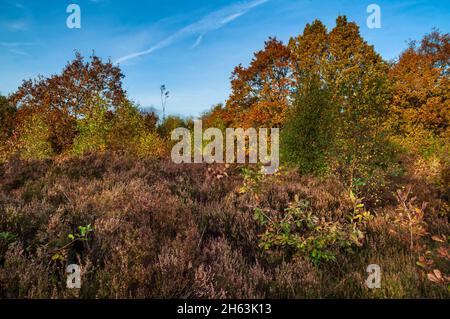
top-left (0, 153), bottom-right (448, 298)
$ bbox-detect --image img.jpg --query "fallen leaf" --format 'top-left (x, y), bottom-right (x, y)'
top-left (437, 247), bottom-right (450, 259)
top-left (433, 269), bottom-right (443, 280)
top-left (428, 269), bottom-right (445, 284)
top-left (432, 235), bottom-right (444, 243)
top-left (427, 273), bottom-right (440, 283)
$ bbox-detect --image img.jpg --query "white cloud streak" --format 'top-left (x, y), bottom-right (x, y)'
top-left (115, 0), bottom-right (268, 64)
top-left (5, 19), bottom-right (28, 30)
top-left (0, 42), bottom-right (37, 56)
top-left (8, 48), bottom-right (29, 56)
top-left (192, 32), bottom-right (205, 48)
top-left (0, 42), bottom-right (35, 47)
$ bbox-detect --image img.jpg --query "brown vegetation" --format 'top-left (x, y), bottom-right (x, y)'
top-left (0, 153), bottom-right (448, 298)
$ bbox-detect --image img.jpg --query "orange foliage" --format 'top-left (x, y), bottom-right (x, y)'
top-left (389, 31), bottom-right (449, 137)
top-left (223, 37), bottom-right (292, 128)
top-left (10, 52), bottom-right (125, 153)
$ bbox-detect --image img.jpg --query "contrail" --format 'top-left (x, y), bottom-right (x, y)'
top-left (115, 0), bottom-right (269, 64)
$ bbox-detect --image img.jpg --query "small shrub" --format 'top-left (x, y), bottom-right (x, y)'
top-left (254, 195), bottom-right (367, 264)
top-left (390, 186), bottom-right (428, 252)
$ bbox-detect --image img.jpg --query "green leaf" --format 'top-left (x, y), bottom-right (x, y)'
top-left (52, 253), bottom-right (64, 261)
top-left (416, 261), bottom-right (426, 268)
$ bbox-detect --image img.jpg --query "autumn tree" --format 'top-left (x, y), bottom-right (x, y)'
top-left (325, 16), bottom-right (392, 184)
top-left (201, 103), bottom-right (229, 131)
top-left (224, 37), bottom-right (293, 128)
top-left (288, 19), bottom-right (328, 86)
top-left (157, 115), bottom-right (192, 140)
top-left (141, 108), bottom-right (159, 132)
top-left (71, 96), bottom-right (166, 158)
top-left (286, 17), bottom-right (393, 181)
top-left (0, 95), bottom-right (17, 161)
top-left (219, 16), bottom-right (394, 181)
top-left (10, 52), bottom-right (126, 154)
top-left (389, 30), bottom-right (449, 148)
top-left (0, 95), bottom-right (16, 141)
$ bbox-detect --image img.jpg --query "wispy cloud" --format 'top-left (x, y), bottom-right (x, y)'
top-left (0, 42), bottom-right (35, 47)
top-left (0, 42), bottom-right (37, 56)
top-left (115, 0), bottom-right (269, 64)
top-left (7, 48), bottom-right (29, 56)
top-left (192, 32), bottom-right (205, 48)
top-left (4, 19), bottom-right (28, 31)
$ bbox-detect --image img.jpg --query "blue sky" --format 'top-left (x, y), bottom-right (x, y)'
top-left (1, 0), bottom-right (449, 117)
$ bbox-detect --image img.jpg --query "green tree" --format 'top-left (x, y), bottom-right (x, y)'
top-left (0, 95), bottom-right (17, 161)
top-left (109, 101), bottom-right (166, 158)
top-left (16, 113), bottom-right (54, 160)
top-left (157, 115), bottom-right (190, 139)
top-left (0, 95), bottom-right (16, 139)
top-left (327, 16), bottom-right (392, 185)
top-left (281, 75), bottom-right (336, 175)
top-left (72, 96), bottom-right (112, 155)
top-left (108, 100), bottom-right (146, 153)
top-left (287, 16), bottom-right (393, 184)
